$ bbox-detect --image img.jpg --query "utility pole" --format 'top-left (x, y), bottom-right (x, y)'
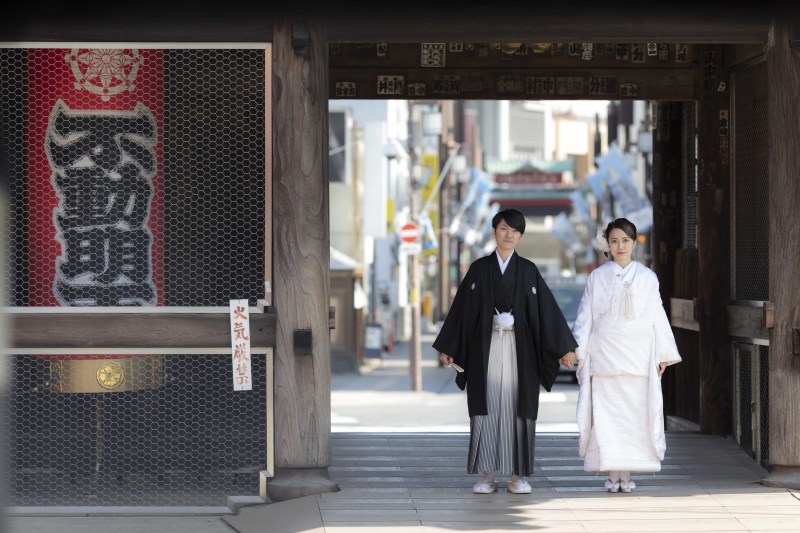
top-left (407, 102), bottom-right (424, 392)
top-left (409, 181), bottom-right (422, 392)
top-left (407, 102), bottom-right (458, 390)
top-left (437, 100), bottom-right (454, 323)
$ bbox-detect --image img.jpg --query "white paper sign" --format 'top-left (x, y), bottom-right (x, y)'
top-left (230, 299), bottom-right (252, 391)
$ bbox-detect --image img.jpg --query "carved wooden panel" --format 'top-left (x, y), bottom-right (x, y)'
top-left (330, 42), bottom-right (698, 100)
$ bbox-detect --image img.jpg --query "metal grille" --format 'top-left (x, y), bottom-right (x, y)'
top-left (1, 48), bottom-right (267, 307)
top-left (733, 61), bottom-right (768, 301)
top-left (737, 345), bottom-right (754, 459)
top-left (1, 46), bottom-right (270, 507)
top-left (8, 352), bottom-right (268, 506)
top-left (682, 102), bottom-right (698, 249)
top-left (759, 345), bottom-right (770, 471)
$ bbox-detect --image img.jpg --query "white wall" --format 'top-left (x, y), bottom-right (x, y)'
top-left (555, 119), bottom-right (589, 157)
top-left (509, 101), bottom-right (545, 159)
top-left (327, 99), bottom-right (411, 341)
top-left (478, 100), bottom-right (512, 161)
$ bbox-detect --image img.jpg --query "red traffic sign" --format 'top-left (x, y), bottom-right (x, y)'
top-left (398, 221), bottom-right (420, 243)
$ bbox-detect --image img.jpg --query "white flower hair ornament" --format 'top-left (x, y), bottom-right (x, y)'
top-left (594, 228), bottom-right (610, 255)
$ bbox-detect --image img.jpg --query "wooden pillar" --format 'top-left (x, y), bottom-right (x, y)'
top-left (696, 45), bottom-right (732, 435)
top-left (651, 101), bottom-right (684, 417)
top-left (651, 102), bottom-right (683, 317)
top-left (763, 18), bottom-right (800, 489)
top-left (268, 17), bottom-right (339, 502)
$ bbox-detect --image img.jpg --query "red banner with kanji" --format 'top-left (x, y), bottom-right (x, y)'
top-left (26, 48), bottom-right (164, 309)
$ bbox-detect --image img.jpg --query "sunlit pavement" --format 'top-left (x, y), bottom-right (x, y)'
top-left (331, 327), bottom-right (580, 434)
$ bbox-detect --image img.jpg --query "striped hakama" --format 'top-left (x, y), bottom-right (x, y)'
top-left (468, 316), bottom-right (537, 476)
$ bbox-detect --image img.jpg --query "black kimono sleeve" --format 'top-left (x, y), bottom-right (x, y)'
top-left (431, 262), bottom-right (480, 387)
top-left (533, 271), bottom-right (579, 391)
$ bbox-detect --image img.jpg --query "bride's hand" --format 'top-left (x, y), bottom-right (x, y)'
top-left (559, 352), bottom-right (576, 368)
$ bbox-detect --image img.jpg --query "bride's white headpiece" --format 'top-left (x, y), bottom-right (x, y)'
top-left (594, 227), bottom-right (610, 254)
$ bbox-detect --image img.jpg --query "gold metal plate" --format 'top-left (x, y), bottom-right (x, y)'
top-left (47, 356), bottom-right (165, 393)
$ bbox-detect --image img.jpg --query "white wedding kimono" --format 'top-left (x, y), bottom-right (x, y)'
top-left (572, 260), bottom-right (681, 473)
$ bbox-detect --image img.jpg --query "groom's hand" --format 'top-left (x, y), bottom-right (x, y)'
top-left (559, 351), bottom-right (576, 368)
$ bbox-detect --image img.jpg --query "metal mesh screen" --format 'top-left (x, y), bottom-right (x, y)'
top-left (737, 346), bottom-right (753, 458)
top-left (1, 47), bottom-right (270, 506)
top-left (682, 102), bottom-right (698, 249)
top-left (0, 48), bottom-right (267, 307)
top-left (759, 345), bottom-right (770, 471)
top-left (733, 61), bottom-right (768, 301)
top-left (8, 353), bottom-right (268, 506)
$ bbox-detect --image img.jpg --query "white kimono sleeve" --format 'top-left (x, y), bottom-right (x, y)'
top-left (651, 280), bottom-right (682, 365)
top-left (573, 275), bottom-right (594, 456)
top-left (571, 273), bottom-right (594, 365)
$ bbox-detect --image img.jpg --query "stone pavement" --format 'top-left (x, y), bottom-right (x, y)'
top-left (226, 432), bottom-right (800, 533)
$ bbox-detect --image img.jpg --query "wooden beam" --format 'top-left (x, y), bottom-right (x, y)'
top-left (268, 17), bottom-right (338, 502)
top-left (671, 298), bottom-right (700, 332)
top-left (2, 7), bottom-right (775, 44)
top-left (668, 249), bottom-right (701, 425)
top-left (329, 42), bottom-right (700, 69)
top-left (652, 102), bottom-right (686, 308)
top-left (726, 304), bottom-right (769, 341)
top-left (696, 44), bottom-right (732, 436)
top-left (264, 44), bottom-right (274, 306)
top-left (10, 311), bottom-right (276, 349)
top-left (652, 101), bottom-right (687, 423)
top-left (763, 18), bottom-right (800, 487)
top-left (331, 67), bottom-right (697, 101)
top-left (324, 7), bottom-right (775, 44)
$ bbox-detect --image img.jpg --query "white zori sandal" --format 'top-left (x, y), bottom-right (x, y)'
top-left (605, 470), bottom-right (620, 493)
top-left (472, 473), bottom-right (497, 494)
top-left (606, 471), bottom-right (636, 493)
top-left (507, 477), bottom-right (531, 494)
top-left (619, 472), bottom-right (636, 493)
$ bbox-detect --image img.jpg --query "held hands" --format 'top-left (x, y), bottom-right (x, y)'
top-left (559, 351), bottom-right (577, 369)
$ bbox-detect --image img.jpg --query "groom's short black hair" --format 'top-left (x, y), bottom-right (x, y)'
top-left (492, 208), bottom-right (526, 234)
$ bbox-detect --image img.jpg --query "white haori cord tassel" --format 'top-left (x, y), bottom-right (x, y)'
top-left (621, 281), bottom-right (635, 320)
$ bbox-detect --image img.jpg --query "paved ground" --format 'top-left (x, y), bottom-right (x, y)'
top-left (8, 326), bottom-right (800, 532)
top-left (329, 325), bottom-right (580, 434)
top-left (226, 432), bottom-right (799, 533)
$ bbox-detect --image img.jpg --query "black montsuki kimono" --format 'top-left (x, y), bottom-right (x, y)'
top-left (433, 252), bottom-right (578, 420)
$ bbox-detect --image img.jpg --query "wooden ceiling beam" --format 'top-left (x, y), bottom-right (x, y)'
top-left (2, 7), bottom-right (776, 44)
top-left (326, 14), bottom-right (772, 45)
top-left (330, 66), bottom-right (697, 101)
